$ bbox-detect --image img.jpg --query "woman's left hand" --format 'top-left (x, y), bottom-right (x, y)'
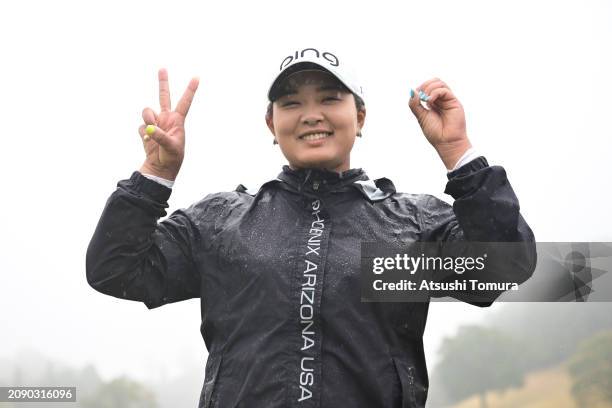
top-left (408, 78), bottom-right (472, 170)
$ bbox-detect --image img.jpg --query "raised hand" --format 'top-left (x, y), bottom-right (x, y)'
top-left (408, 78), bottom-right (472, 170)
top-left (138, 68), bottom-right (199, 181)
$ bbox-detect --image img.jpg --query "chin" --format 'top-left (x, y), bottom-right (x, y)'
top-left (294, 153), bottom-right (340, 169)
top-left (294, 158), bottom-right (342, 170)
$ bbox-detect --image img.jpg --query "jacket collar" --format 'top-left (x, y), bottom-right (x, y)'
top-left (236, 165), bottom-right (397, 202)
top-left (275, 165), bottom-right (396, 201)
top-left (276, 165), bottom-right (369, 193)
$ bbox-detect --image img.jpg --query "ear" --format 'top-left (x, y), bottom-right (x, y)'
top-left (265, 113), bottom-right (276, 136)
top-left (357, 107), bottom-right (366, 132)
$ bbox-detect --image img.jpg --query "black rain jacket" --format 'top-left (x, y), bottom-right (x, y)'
top-left (86, 156), bottom-right (537, 408)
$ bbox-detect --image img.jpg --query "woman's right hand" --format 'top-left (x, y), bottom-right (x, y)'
top-left (138, 68), bottom-right (199, 181)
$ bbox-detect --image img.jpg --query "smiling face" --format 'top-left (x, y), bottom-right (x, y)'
top-left (266, 70), bottom-right (366, 173)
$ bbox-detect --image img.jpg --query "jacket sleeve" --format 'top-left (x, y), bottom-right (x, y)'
top-left (86, 171), bottom-right (202, 309)
top-left (419, 156), bottom-right (537, 306)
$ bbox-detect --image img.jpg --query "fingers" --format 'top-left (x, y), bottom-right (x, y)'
top-left (158, 68), bottom-right (171, 112)
top-left (138, 123), bottom-right (170, 147)
top-left (426, 87), bottom-right (455, 108)
top-left (138, 124), bottom-right (151, 144)
top-left (408, 87), bottom-right (429, 122)
top-left (175, 77), bottom-right (200, 117)
top-left (416, 77), bottom-right (451, 94)
top-left (414, 78), bottom-right (454, 111)
top-left (142, 107), bottom-right (158, 125)
top-left (138, 124), bottom-right (153, 142)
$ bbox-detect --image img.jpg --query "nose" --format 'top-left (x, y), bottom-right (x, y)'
top-left (303, 118), bottom-right (322, 126)
top-left (301, 104), bottom-right (325, 126)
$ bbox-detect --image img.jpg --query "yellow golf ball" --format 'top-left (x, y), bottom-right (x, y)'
top-left (145, 125), bottom-right (156, 135)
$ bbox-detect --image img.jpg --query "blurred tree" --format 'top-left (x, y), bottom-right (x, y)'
top-left (568, 330), bottom-right (612, 407)
top-left (80, 376), bottom-right (158, 408)
top-left (436, 325), bottom-right (527, 408)
top-left (77, 363), bottom-right (104, 397)
top-left (488, 303), bottom-right (612, 371)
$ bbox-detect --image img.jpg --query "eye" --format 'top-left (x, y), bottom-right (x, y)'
top-left (279, 96), bottom-right (339, 107)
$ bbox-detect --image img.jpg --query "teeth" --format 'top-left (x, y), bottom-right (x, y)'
top-left (302, 132), bottom-right (331, 141)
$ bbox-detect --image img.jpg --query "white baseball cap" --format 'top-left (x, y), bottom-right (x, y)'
top-left (267, 48), bottom-right (364, 103)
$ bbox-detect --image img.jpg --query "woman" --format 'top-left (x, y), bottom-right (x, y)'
top-left (86, 48), bottom-right (536, 408)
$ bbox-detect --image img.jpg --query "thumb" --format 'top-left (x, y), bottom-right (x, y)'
top-left (408, 88), bottom-right (429, 122)
top-left (143, 124), bottom-right (171, 147)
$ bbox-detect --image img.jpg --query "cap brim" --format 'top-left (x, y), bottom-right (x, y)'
top-left (268, 62), bottom-right (344, 102)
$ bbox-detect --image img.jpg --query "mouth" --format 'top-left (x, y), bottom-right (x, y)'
top-left (298, 131), bottom-right (333, 141)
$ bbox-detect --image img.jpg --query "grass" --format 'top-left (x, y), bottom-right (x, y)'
top-left (451, 363), bottom-right (612, 408)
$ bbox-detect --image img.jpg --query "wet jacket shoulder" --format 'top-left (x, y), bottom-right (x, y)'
top-left (397, 157), bottom-right (537, 305)
top-left (85, 170), bottom-right (243, 310)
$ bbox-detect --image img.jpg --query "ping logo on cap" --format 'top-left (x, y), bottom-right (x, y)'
top-left (279, 48), bottom-right (339, 71)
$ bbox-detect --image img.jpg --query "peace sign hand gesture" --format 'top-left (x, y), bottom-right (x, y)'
top-left (138, 69), bottom-right (199, 181)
